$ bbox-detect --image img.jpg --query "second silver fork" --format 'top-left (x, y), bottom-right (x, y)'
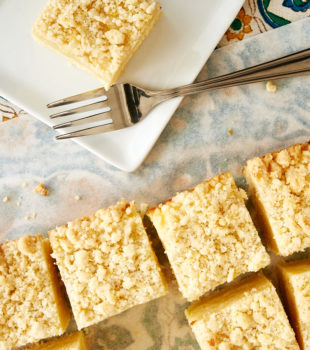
top-left (48, 48), bottom-right (310, 140)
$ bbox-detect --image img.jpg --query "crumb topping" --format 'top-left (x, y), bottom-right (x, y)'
top-left (49, 199), bottom-right (167, 329)
top-left (148, 172), bottom-right (270, 301)
top-left (244, 142), bottom-right (310, 255)
top-left (186, 275), bottom-right (299, 350)
top-left (290, 272), bottom-right (310, 340)
top-left (0, 234), bottom-right (68, 349)
top-left (280, 263), bottom-right (310, 348)
top-left (32, 0), bottom-right (161, 89)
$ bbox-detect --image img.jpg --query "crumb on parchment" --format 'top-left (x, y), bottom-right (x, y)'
top-left (74, 195), bottom-right (81, 201)
top-left (228, 129), bottom-right (233, 136)
top-left (266, 81), bottom-right (277, 93)
top-left (3, 196), bottom-right (9, 202)
top-left (33, 183), bottom-right (49, 196)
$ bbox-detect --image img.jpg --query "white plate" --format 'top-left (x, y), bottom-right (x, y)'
top-left (0, 0), bottom-right (243, 172)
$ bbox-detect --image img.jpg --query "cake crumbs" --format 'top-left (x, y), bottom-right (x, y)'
top-left (24, 215), bottom-right (31, 221)
top-left (17, 202), bottom-right (21, 207)
top-left (3, 196), bottom-right (9, 202)
top-left (228, 129), bottom-right (233, 136)
top-left (74, 195), bottom-right (81, 201)
top-left (266, 81), bottom-right (277, 93)
top-left (33, 183), bottom-right (49, 196)
top-left (32, 213), bottom-right (37, 219)
top-left (22, 182), bottom-right (28, 187)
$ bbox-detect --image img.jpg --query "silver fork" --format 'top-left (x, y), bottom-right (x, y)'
top-left (49, 48), bottom-right (310, 140)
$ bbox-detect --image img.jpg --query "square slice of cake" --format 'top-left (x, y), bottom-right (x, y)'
top-left (48, 199), bottom-right (167, 329)
top-left (244, 142), bottom-right (310, 256)
top-left (147, 172), bottom-right (270, 301)
top-left (278, 260), bottom-right (310, 350)
top-left (185, 273), bottom-right (299, 350)
top-left (26, 331), bottom-right (87, 350)
top-left (32, 0), bottom-right (162, 89)
top-left (0, 234), bottom-right (70, 349)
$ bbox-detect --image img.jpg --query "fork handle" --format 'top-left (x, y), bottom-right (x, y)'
top-left (148, 49), bottom-right (310, 99)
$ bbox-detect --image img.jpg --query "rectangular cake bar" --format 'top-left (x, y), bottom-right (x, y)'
top-left (49, 199), bottom-right (167, 329)
top-left (185, 273), bottom-right (299, 350)
top-left (0, 234), bottom-right (70, 349)
top-left (244, 142), bottom-right (310, 256)
top-left (32, 0), bottom-right (162, 89)
top-left (148, 172), bottom-right (270, 301)
top-left (278, 260), bottom-right (310, 350)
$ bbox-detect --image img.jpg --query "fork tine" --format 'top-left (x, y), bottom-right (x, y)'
top-left (55, 122), bottom-right (117, 140)
top-left (47, 87), bottom-right (107, 108)
top-left (53, 111), bottom-right (113, 129)
top-left (50, 99), bottom-right (110, 118)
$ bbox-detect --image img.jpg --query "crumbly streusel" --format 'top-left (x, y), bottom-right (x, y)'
top-left (32, 0), bottom-right (161, 89)
top-left (279, 260), bottom-right (310, 350)
top-left (0, 234), bottom-right (70, 349)
top-left (244, 142), bottom-right (310, 256)
top-left (186, 273), bottom-right (299, 350)
top-left (148, 172), bottom-right (270, 301)
top-left (48, 199), bottom-right (167, 329)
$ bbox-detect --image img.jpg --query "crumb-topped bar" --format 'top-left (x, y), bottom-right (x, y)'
top-left (148, 172), bottom-right (270, 301)
top-left (185, 273), bottom-right (299, 350)
top-left (0, 234), bottom-right (70, 349)
top-left (49, 199), bottom-right (167, 329)
top-left (26, 331), bottom-right (88, 350)
top-left (278, 260), bottom-right (310, 350)
top-left (244, 142), bottom-right (310, 256)
top-left (32, 0), bottom-right (161, 89)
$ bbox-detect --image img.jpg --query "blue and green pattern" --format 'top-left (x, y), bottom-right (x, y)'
top-left (219, 0), bottom-right (310, 46)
